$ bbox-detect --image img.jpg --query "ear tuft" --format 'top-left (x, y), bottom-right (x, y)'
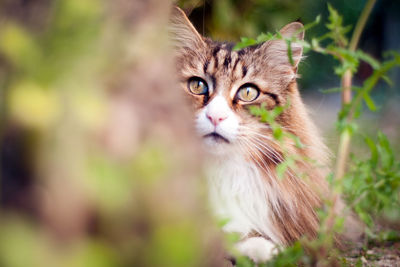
top-left (279, 22), bottom-right (305, 41)
top-left (169, 6), bottom-right (205, 50)
top-left (256, 22), bottom-right (305, 71)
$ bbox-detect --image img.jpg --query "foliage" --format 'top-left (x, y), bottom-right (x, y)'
top-left (249, 103), bottom-right (306, 179)
top-left (233, 2), bottom-right (400, 266)
top-left (345, 133), bottom-right (400, 231)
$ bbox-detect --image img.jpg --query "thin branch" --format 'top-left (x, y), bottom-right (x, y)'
top-left (349, 0), bottom-right (377, 52)
top-left (334, 0), bottom-right (377, 181)
top-left (327, 0), bottom-right (377, 238)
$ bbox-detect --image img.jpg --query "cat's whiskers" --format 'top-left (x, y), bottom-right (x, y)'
top-left (249, 139), bottom-right (297, 184)
top-left (237, 138), bottom-right (293, 218)
top-left (237, 140), bottom-right (269, 175)
top-left (236, 137), bottom-right (283, 168)
top-left (239, 125), bottom-right (322, 159)
top-left (242, 122), bottom-right (311, 139)
top-left (245, 136), bottom-right (283, 164)
top-left (238, 126), bottom-right (278, 143)
top-left (239, 132), bottom-right (299, 184)
top-left (243, 136), bottom-right (300, 212)
top-left (238, 132), bottom-right (279, 151)
top-left (239, 138), bottom-right (273, 171)
top-left (236, 140), bottom-right (289, 221)
top-left (238, 138), bottom-right (291, 193)
top-left (237, 127), bottom-right (283, 160)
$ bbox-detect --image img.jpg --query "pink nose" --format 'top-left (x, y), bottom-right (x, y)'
top-left (206, 113), bottom-right (228, 126)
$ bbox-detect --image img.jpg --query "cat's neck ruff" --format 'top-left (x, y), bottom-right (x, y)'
top-left (206, 152), bottom-right (281, 244)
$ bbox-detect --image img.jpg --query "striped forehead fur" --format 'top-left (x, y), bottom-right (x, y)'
top-left (176, 37), bottom-right (300, 101)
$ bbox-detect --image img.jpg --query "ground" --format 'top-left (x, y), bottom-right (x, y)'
top-left (344, 241), bottom-right (400, 267)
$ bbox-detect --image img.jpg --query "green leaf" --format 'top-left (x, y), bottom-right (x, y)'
top-left (381, 75), bottom-right (393, 86)
top-left (271, 104), bottom-right (286, 119)
top-left (357, 50), bottom-right (380, 69)
top-left (355, 206), bottom-right (374, 227)
top-left (303, 15), bottom-right (321, 31)
top-left (217, 218), bottom-right (230, 228)
top-left (363, 92), bottom-right (377, 111)
top-left (293, 135), bottom-right (305, 149)
top-left (256, 32), bottom-right (275, 43)
top-left (286, 39), bottom-right (295, 66)
top-left (311, 38), bottom-right (320, 50)
top-left (377, 132), bottom-right (394, 169)
top-left (226, 232), bottom-right (241, 244)
top-left (235, 256), bottom-right (254, 267)
top-left (364, 136), bottom-right (378, 168)
top-left (276, 157), bottom-right (294, 179)
top-left (326, 3), bottom-right (351, 46)
top-left (273, 127), bottom-right (283, 140)
top-left (233, 37), bottom-right (257, 50)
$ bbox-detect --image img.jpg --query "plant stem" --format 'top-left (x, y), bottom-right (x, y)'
top-left (326, 0), bottom-right (377, 239)
top-left (335, 129), bottom-right (351, 181)
top-left (334, 0), bottom-right (377, 181)
top-left (341, 69), bottom-right (352, 106)
top-left (349, 0), bottom-right (377, 52)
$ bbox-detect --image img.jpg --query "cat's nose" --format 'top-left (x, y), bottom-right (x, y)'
top-left (206, 112), bottom-right (228, 126)
top-left (205, 95), bottom-right (230, 126)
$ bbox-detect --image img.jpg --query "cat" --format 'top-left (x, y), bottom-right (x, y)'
top-left (170, 6), bottom-right (363, 263)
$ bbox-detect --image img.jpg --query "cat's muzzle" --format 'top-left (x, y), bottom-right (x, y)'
top-left (203, 132), bottom-right (230, 144)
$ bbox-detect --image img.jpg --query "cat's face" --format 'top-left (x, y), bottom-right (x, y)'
top-left (171, 7), bottom-right (304, 156)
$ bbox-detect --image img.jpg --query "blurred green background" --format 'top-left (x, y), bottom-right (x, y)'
top-left (0, 0), bottom-right (399, 266)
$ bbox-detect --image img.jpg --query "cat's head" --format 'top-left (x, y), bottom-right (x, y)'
top-left (170, 7), bottom-right (306, 157)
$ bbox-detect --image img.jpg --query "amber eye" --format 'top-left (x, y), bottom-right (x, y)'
top-left (236, 84), bottom-right (260, 102)
top-left (188, 77), bottom-right (209, 95)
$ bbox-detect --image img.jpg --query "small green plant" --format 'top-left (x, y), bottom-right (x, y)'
top-left (249, 103), bottom-right (306, 179)
top-left (344, 133), bottom-right (400, 233)
top-left (232, 1), bottom-right (400, 266)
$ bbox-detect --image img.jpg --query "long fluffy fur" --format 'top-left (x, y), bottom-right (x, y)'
top-left (170, 6), bottom-right (363, 259)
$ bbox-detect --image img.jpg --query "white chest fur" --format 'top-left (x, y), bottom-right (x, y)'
top-left (206, 154), bottom-right (281, 244)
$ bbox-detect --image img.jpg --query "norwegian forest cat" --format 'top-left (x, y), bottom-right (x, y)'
top-left (170, 7), bottom-right (363, 263)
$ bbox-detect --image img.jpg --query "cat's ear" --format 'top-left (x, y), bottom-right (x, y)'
top-left (279, 22), bottom-right (305, 42)
top-left (169, 6), bottom-right (206, 50)
top-left (258, 22), bottom-right (305, 70)
top-left (280, 22), bottom-right (304, 68)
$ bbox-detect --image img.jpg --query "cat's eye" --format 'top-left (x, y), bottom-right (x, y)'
top-left (236, 85), bottom-right (260, 102)
top-left (188, 77), bottom-right (209, 95)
